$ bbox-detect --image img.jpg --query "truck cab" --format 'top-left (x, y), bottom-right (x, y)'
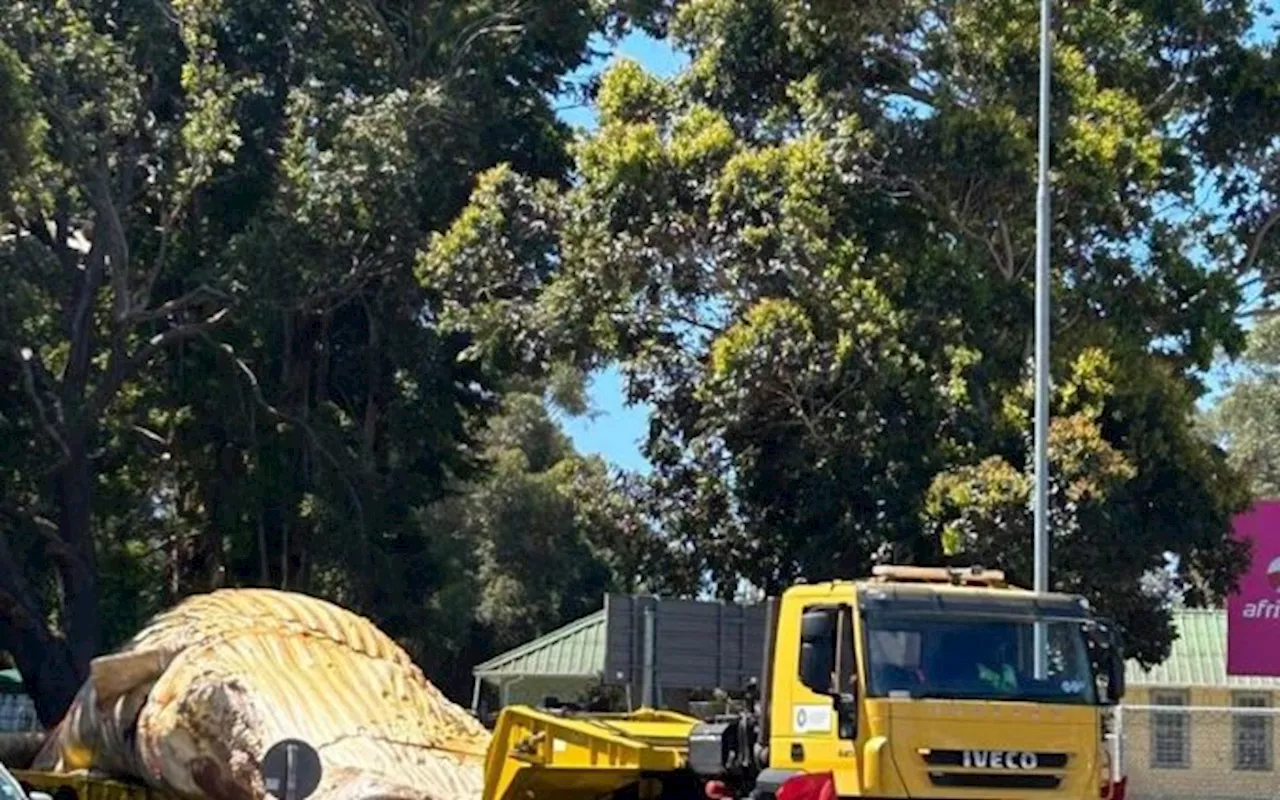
top-left (744, 565), bottom-right (1125, 799)
top-left (480, 565), bottom-right (1126, 800)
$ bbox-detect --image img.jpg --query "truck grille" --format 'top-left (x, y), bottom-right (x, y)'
top-left (920, 749), bottom-right (1068, 791)
top-left (928, 772), bottom-right (1063, 789)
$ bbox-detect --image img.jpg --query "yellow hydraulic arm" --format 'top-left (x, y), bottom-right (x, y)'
top-left (482, 706), bottom-right (700, 800)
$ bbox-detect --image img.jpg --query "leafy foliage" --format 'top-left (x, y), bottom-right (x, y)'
top-left (412, 392), bottom-right (686, 693)
top-left (0, 0), bottom-right (641, 722)
top-left (922, 350), bottom-right (1250, 666)
top-left (0, 0), bottom-right (1275, 721)
top-left (427, 0), bottom-right (1276, 663)
top-left (1203, 316), bottom-right (1280, 500)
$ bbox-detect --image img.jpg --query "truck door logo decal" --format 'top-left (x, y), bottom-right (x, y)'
top-left (961, 750), bottom-right (1039, 769)
top-left (793, 704), bottom-right (833, 733)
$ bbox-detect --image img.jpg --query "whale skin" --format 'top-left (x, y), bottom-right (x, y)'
top-left (32, 589), bottom-right (491, 800)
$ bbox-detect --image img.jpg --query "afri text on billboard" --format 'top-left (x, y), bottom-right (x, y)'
top-left (1227, 501), bottom-right (1280, 677)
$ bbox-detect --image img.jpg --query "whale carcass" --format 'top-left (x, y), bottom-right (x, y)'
top-left (32, 588), bottom-right (491, 800)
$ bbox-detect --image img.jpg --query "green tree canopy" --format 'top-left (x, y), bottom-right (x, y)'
top-left (0, 0), bottom-right (637, 723)
top-left (424, 0), bottom-right (1277, 665)
top-left (1203, 316), bottom-right (1280, 499)
top-left (413, 391), bottom-right (688, 696)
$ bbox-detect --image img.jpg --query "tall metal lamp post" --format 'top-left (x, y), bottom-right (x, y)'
top-left (1033, 0), bottom-right (1053, 679)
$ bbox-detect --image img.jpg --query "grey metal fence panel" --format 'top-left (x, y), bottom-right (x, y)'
top-left (602, 593), bottom-right (767, 699)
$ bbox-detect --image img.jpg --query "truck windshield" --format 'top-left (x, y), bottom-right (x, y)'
top-left (865, 614), bottom-right (1098, 705)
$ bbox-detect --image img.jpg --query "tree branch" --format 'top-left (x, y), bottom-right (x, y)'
top-left (20, 211), bottom-right (57, 261)
top-left (87, 164), bottom-right (132, 324)
top-left (17, 348), bottom-right (71, 470)
top-left (880, 81), bottom-right (938, 110)
top-left (0, 524), bottom-right (46, 628)
top-left (89, 307), bottom-right (232, 415)
top-left (997, 215), bottom-right (1023, 281)
top-left (0, 501), bottom-right (73, 564)
top-left (291, 263), bottom-right (389, 315)
top-left (1238, 207), bottom-right (1280, 281)
top-left (670, 311), bottom-right (724, 337)
top-left (870, 163), bottom-right (1018, 279)
top-left (62, 179), bottom-right (109, 394)
top-left (135, 203), bottom-right (185, 312)
top-left (201, 333), bottom-right (368, 536)
top-left (127, 284), bottom-right (230, 324)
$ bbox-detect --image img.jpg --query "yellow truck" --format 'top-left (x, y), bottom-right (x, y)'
top-left (482, 565), bottom-right (1127, 800)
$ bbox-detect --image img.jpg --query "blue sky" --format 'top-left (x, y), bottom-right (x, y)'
top-left (553, 32), bottom-right (686, 473)
top-left (551, 25), bottom-right (1269, 471)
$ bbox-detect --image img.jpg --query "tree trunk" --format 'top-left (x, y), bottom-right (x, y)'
top-left (0, 434), bottom-right (101, 726)
top-left (0, 610), bottom-right (83, 728)
top-left (34, 433), bottom-right (103, 724)
top-left (56, 441), bottom-right (101, 674)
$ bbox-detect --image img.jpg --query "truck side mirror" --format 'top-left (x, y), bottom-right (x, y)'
top-left (1106, 627), bottom-right (1126, 704)
top-left (1093, 618), bottom-right (1126, 705)
top-left (799, 608), bottom-right (837, 696)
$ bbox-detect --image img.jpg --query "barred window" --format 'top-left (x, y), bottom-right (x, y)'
top-left (1151, 690), bottom-right (1190, 769)
top-left (0, 693), bottom-right (39, 733)
top-left (1233, 692), bottom-right (1273, 771)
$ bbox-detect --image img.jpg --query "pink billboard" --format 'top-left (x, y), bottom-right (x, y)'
top-left (1227, 500), bottom-right (1280, 676)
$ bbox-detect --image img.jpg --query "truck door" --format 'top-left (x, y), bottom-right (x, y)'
top-left (779, 604), bottom-right (860, 794)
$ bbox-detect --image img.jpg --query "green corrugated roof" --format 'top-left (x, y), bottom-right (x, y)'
top-left (1127, 608), bottom-right (1280, 688)
top-left (474, 609), bottom-right (606, 679)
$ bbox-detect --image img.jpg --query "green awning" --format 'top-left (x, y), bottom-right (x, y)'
top-left (0, 668), bottom-right (26, 695)
top-left (474, 610), bottom-right (606, 680)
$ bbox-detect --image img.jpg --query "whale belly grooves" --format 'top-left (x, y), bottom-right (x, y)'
top-left (32, 589), bottom-right (490, 800)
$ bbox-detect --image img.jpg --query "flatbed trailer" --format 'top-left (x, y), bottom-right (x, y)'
top-left (12, 769), bottom-right (179, 800)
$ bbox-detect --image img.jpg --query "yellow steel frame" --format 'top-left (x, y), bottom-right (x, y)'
top-left (482, 706), bottom-right (699, 800)
top-left (13, 770), bottom-right (181, 800)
